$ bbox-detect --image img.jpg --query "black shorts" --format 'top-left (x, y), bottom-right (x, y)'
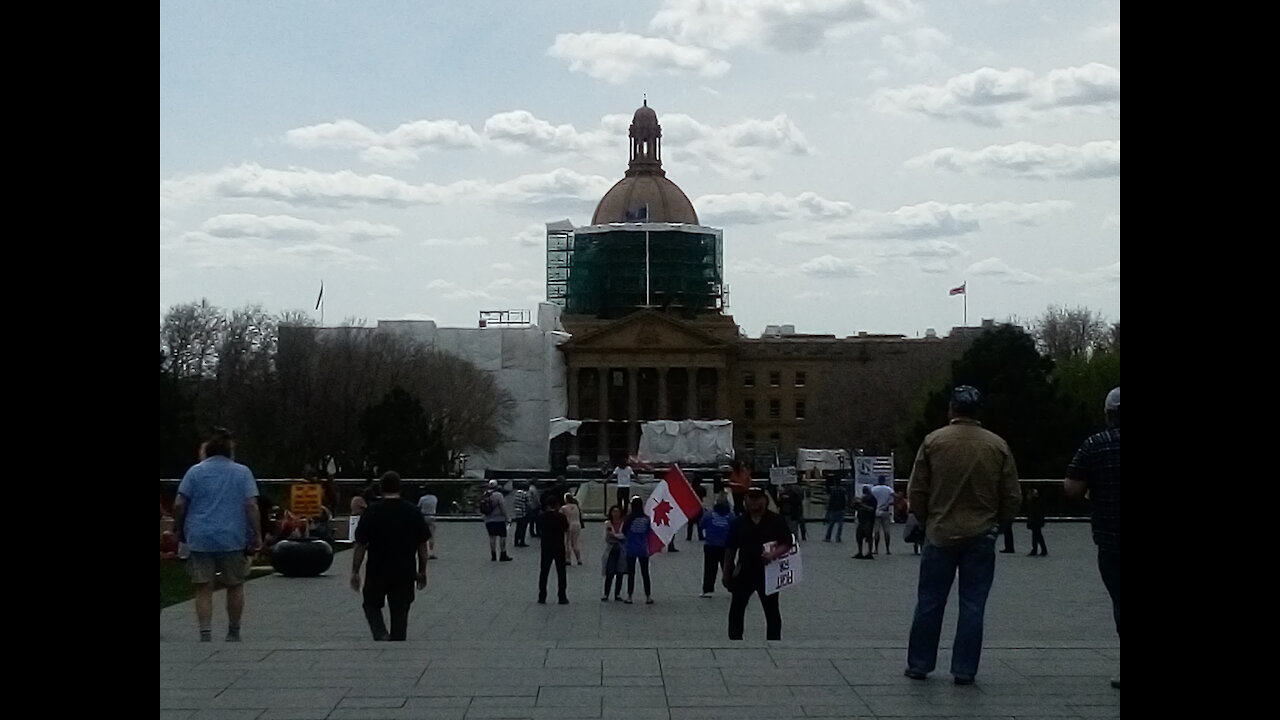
top-left (486, 521), bottom-right (508, 538)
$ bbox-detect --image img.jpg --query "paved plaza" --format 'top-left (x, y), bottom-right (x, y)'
top-left (160, 522), bottom-right (1120, 719)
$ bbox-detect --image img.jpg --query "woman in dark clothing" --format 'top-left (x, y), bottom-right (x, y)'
top-left (601, 505), bottom-right (627, 601)
top-left (624, 496), bottom-right (654, 604)
top-left (1026, 488), bottom-right (1048, 556)
top-left (853, 487), bottom-right (877, 559)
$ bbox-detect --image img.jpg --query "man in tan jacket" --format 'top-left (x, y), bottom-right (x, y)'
top-left (903, 386), bottom-right (1021, 685)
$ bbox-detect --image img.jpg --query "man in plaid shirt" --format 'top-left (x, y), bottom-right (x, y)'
top-left (1066, 387), bottom-right (1121, 690)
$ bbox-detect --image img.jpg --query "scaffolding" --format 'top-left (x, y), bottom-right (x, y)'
top-left (547, 222), bottom-right (723, 319)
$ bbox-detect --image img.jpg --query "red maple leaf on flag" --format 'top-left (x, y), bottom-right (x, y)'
top-left (652, 499), bottom-right (673, 527)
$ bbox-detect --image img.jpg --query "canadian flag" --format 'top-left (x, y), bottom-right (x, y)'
top-left (644, 465), bottom-right (702, 555)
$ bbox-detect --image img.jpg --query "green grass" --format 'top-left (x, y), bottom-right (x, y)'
top-left (159, 544), bottom-right (351, 609)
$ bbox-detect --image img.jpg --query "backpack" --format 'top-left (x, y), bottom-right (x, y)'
top-left (479, 491), bottom-right (497, 515)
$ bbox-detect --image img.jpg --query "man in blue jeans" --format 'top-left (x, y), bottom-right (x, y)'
top-left (1065, 386), bottom-right (1120, 690)
top-left (904, 386), bottom-right (1021, 685)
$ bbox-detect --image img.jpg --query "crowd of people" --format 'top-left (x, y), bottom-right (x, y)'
top-left (162, 385), bottom-right (1120, 689)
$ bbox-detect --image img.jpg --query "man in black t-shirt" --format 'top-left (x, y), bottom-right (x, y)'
top-left (350, 471), bottom-right (430, 641)
top-left (723, 487), bottom-right (793, 640)
top-left (537, 492), bottom-right (570, 605)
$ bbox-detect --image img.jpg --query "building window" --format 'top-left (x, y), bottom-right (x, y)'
top-left (744, 431), bottom-right (756, 453)
top-left (795, 400), bottom-right (806, 420)
top-left (744, 399), bottom-right (755, 420)
top-left (795, 371), bottom-right (806, 388)
top-left (743, 372), bottom-right (755, 388)
top-left (769, 399), bottom-right (780, 419)
top-left (769, 432), bottom-right (780, 447)
top-left (769, 371), bottom-right (780, 387)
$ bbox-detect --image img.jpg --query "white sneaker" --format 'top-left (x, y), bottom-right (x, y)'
top-left (1110, 672), bottom-right (1120, 689)
top-left (698, 592), bottom-right (712, 598)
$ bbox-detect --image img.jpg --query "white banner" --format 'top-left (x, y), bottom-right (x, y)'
top-left (769, 466), bottom-right (798, 485)
top-left (764, 536), bottom-right (803, 595)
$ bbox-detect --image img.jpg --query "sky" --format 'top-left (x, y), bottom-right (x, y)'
top-left (160, 0), bottom-right (1119, 338)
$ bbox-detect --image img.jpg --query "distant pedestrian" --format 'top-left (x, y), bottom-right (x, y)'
top-left (561, 493), bottom-right (585, 565)
top-left (852, 487), bottom-right (877, 559)
top-left (480, 480), bottom-right (513, 562)
top-left (904, 386), bottom-right (1021, 685)
top-left (1025, 489), bottom-right (1047, 557)
top-left (537, 492), bottom-right (569, 605)
top-left (613, 461), bottom-right (635, 509)
top-left (686, 479), bottom-right (708, 542)
top-left (601, 505), bottom-right (627, 601)
top-left (417, 487), bottom-right (439, 559)
top-left (871, 478), bottom-right (894, 554)
top-left (824, 480), bottom-right (848, 543)
top-left (1065, 386), bottom-right (1120, 690)
top-left (624, 496), bottom-right (654, 604)
top-left (699, 499), bottom-right (734, 597)
top-left (350, 471), bottom-right (429, 641)
top-left (723, 487), bottom-right (793, 641)
top-left (173, 428), bottom-right (263, 642)
top-left (513, 483), bottom-right (534, 548)
top-left (527, 483), bottom-right (542, 539)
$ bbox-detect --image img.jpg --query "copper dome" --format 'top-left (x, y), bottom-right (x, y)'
top-left (590, 100), bottom-right (699, 225)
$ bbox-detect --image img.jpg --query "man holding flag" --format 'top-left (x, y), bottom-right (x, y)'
top-left (723, 487), bottom-right (793, 640)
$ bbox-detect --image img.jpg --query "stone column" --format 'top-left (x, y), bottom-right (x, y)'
top-left (627, 367), bottom-right (639, 455)
top-left (714, 367), bottom-right (727, 419)
top-left (598, 367), bottom-right (609, 461)
top-left (657, 366), bottom-right (669, 419)
top-left (687, 367), bottom-right (699, 420)
top-left (568, 366), bottom-right (580, 418)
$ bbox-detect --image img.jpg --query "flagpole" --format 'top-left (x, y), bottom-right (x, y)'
top-left (963, 284), bottom-right (967, 326)
top-left (645, 230), bottom-right (651, 307)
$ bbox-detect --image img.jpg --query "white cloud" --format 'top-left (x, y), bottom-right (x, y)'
top-left (1084, 22), bottom-right (1120, 42)
top-left (548, 32), bottom-right (730, 83)
top-left (421, 237), bottom-right (489, 247)
top-left (873, 63), bottom-right (1120, 126)
top-left (696, 191), bottom-right (853, 225)
top-left (175, 232), bottom-right (377, 270)
top-left (798, 254), bottom-right (873, 278)
top-left (200, 213), bottom-right (401, 243)
top-left (662, 113), bottom-right (813, 176)
top-left (728, 257), bottom-right (783, 276)
top-left (515, 223), bottom-right (546, 248)
top-left (907, 140), bottom-right (1119, 179)
top-left (1050, 261), bottom-right (1120, 285)
top-left (284, 118), bottom-right (483, 166)
top-left (828, 200), bottom-right (1073, 240)
top-left (965, 257), bottom-right (1043, 284)
top-left (161, 163), bottom-right (609, 210)
top-left (880, 25), bottom-right (952, 74)
top-left (492, 262), bottom-right (516, 273)
top-left (483, 111), bottom-right (613, 156)
top-left (651, 0), bottom-right (919, 52)
top-left (877, 240), bottom-right (965, 259)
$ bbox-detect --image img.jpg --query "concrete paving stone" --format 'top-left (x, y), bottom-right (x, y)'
top-left (602, 674), bottom-right (664, 686)
top-left (598, 688), bottom-right (674, 710)
top-left (205, 649), bottom-right (276, 663)
top-left (328, 709), bottom-right (467, 720)
top-left (1001, 661), bottom-right (1114, 677)
top-left (161, 689), bottom-right (227, 709)
top-left (799, 701), bottom-right (877, 717)
top-left (659, 676), bottom-right (729, 696)
top-left (409, 685), bottom-right (540, 698)
top-left (211, 688), bottom-right (349, 709)
top-left (711, 648), bottom-right (776, 667)
top-left (257, 711), bottom-right (335, 720)
top-left (424, 668), bottom-right (596, 687)
top-left (160, 713), bottom-right (197, 720)
top-left (269, 650), bottom-right (385, 664)
top-left (665, 687), bottom-right (792, 707)
top-left (468, 697), bottom-right (536, 708)
top-left (427, 655), bottom-right (546, 669)
top-left (657, 649), bottom-right (716, 666)
top-left (1069, 704), bottom-right (1121, 718)
top-left (533, 686), bottom-right (605, 708)
top-left (338, 697), bottom-right (410, 708)
top-left (186, 711), bottom-right (266, 720)
top-left (403, 698), bottom-right (481, 709)
top-left (341, 682), bottom-right (422, 697)
top-left (669, 705), bottom-right (805, 719)
top-left (163, 672), bottom-right (250, 690)
top-left (464, 709), bottom-right (603, 720)
top-left (718, 666), bottom-right (848, 685)
top-left (600, 709), bottom-right (670, 720)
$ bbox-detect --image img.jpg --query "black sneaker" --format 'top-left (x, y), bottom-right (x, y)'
top-left (904, 669), bottom-right (927, 680)
top-left (953, 676), bottom-right (975, 686)
top-left (500, 554), bottom-right (513, 562)
top-left (537, 598), bottom-right (546, 604)
top-left (558, 598), bottom-right (569, 605)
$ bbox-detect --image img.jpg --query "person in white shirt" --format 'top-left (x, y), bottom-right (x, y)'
top-left (870, 478), bottom-right (895, 555)
top-left (417, 488), bottom-right (439, 559)
top-left (613, 462), bottom-right (635, 509)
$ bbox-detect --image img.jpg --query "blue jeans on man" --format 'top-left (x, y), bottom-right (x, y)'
top-left (823, 509), bottom-right (844, 541)
top-left (907, 531), bottom-right (997, 682)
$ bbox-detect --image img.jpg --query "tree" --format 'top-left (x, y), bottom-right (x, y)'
top-left (360, 387), bottom-right (432, 476)
top-left (1032, 305), bottom-right (1109, 361)
top-left (900, 325), bottom-right (1069, 478)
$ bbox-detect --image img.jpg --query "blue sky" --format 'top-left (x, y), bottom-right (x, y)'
top-left (160, 0), bottom-right (1119, 337)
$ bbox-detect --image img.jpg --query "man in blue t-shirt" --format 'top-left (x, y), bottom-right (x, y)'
top-left (174, 428), bottom-right (263, 642)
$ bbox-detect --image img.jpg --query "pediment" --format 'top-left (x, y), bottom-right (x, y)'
top-left (563, 311), bottom-right (731, 351)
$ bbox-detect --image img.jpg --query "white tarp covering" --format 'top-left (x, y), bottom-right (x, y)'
top-left (638, 420), bottom-right (734, 465)
top-left (549, 417), bottom-right (583, 439)
top-left (797, 448), bottom-right (851, 472)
